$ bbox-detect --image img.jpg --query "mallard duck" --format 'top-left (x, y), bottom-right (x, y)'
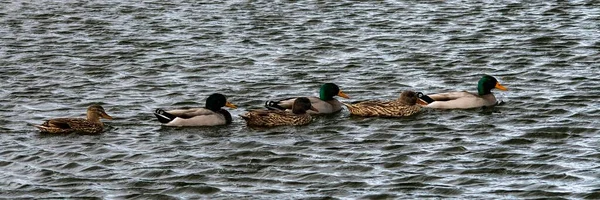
top-left (34, 104), bottom-right (113, 134)
top-left (418, 75), bottom-right (508, 109)
top-left (345, 91), bottom-right (426, 117)
top-left (154, 93), bottom-right (237, 126)
top-left (242, 97), bottom-right (318, 127)
top-left (264, 83), bottom-right (349, 114)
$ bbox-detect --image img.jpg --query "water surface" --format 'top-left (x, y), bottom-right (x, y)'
top-left (1, 1), bottom-right (599, 199)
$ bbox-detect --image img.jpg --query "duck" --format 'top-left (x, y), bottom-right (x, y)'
top-left (418, 75), bottom-right (508, 109)
top-left (154, 93), bottom-right (237, 126)
top-left (344, 91), bottom-right (427, 117)
top-left (242, 97), bottom-right (318, 127)
top-left (264, 83), bottom-right (349, 114)
top-left (34, 104), bottom-right (113, 134)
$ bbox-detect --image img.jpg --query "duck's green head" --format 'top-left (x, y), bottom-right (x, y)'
top-left (477, 75), bottom-right (508, 95)
top-left (205, 93), bottom-right (237, 111)
top-left (319, 83), bottom-right (350, 101)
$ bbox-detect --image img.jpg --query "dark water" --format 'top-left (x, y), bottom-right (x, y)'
top-left (1, 0), bottom-right (599, 199)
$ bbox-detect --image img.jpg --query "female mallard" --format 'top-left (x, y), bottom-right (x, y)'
top-left (345, 91), bottom-right (426, 117)
top-left (264, 83), bottom-right (349, 114)
top-left (419, 75), bottom-right (508, 109)
top-left (154, 93), bottom-right (237, 126)
top-left (34, 104), bottom-right (113, 134)
top-left (242, 97), bottom-right (318, 127)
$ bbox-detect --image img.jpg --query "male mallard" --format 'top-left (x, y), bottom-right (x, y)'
top-left (418, 75), bottom-right (508, 109)
top-left (264, 83), bottom-right (349, 114)
top-left (345, 91), bottom-right (426, 117)
top-left (154, 93), bottom-right (237, 126)
top-left (242, 97), bottom-right (318, 127)
top-left (34, 104), bottom-right (113, 134)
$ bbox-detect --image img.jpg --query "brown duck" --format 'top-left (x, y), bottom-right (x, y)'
top-left (344, 91), bottom-right (427, 117)
top-left (35, 104), bottom-right (113, 134)
top-left (242, 97), bottom-right (318, 127)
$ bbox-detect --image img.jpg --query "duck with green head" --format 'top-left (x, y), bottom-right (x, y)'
top-left (154, 93), bottom-right (237, 126)
top-left (418, 75), bottom-right (508, 109)
top-left (264, 83), bottom-right (349, 114)
top-left (242, 97), bottom-right (318, 127)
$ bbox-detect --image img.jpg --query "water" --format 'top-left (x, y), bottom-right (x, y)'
top-left (1, 0), bottom-right (599, 199)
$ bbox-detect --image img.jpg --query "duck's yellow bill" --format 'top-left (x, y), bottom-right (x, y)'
top-left (225, 101), bottom-right (238, 109)
top-left (416, 99), bottom-right (429, 106)
top-left (101, 112), bottom-right (114, 120)
top-left (310, 106), bottom-right (319, 112)
top-left (337, 90), bottom-right (350, 99)
top-left (495, 82), bottom-right (508, 91)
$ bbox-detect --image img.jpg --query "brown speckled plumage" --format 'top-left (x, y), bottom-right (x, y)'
top-left (242, 97), bottom-right (317, 127)
top-left (345, 91), bottom-right (423, 117)
top-left (36, 118), bottom-right (106, 134)
top-left (241, 110), bottom-right (313, 127)
top-left (35, 105), bottom-right (113, 134)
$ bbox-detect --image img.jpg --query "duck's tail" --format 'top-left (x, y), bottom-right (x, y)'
top-left (264, 100), bottom-right (285, 110)
top-left (33, 124), bottom-right (47, 131)
top-left (417, 92), bottom-right (434, 105)
top-left (154, 109), bottom-right (176, 124)
top-left (33, 123), bottom-right (69, 134)
top-left (342, 102), bottom-right (358, 113)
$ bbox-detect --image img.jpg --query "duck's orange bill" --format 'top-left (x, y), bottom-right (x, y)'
top-left (416, 99), bottom-right (429, 106)
top-left (101, 112), bottom-right (114, 120)
top-left (310, 106), bottom-right (319, 112)
top-left (225, 101), bottom-right (238, 109)
top-left (337, 91), bottom-right (350, 99)
top-left (495, 82), bottom-right (508, 91)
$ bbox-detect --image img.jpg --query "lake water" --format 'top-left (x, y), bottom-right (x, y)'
top-left (1, 0), bottom-right (599, 199)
